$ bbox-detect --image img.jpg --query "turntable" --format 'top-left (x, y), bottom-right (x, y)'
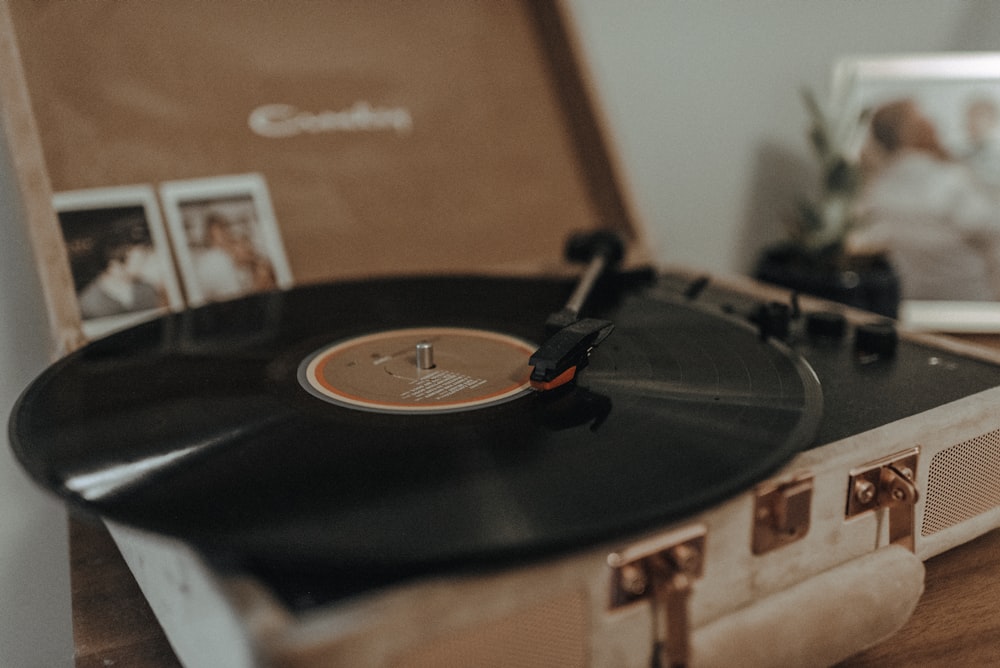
top-left (3, 2), bottom-right (1000, 667)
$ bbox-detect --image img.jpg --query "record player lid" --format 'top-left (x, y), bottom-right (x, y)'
top-left (3, 0), bottom-right (646, 288)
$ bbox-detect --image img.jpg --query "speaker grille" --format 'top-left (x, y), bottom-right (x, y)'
top-left (921, 428), bottom-right (1000, 536)
top-left (392, 590), bottom-right (589, 668)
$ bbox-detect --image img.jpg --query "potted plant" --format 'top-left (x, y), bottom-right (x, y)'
top-left (754, 89), bottom-right (900, 317)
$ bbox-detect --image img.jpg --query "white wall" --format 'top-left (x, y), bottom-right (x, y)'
top-left (2, 2), bottom-right (999, 665)
top-left (0, 124), bottom-right (73, 663)
top-left (568, 0), bottom-right (1000, 274)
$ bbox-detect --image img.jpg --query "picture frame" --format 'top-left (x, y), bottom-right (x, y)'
top-left (53, 185), bottom-right (184, 339)
top-left (159, 174), bottom-right (293, 307)
top-left (830, 52), bottom-right (1000, 332)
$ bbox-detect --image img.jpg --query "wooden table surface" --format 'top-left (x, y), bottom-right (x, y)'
top-left (839, 527), bottom-right (1000, 666)
top-left (70, 515), bottom-right (182, 668)
top-left (70, 514), bottom-right (1000, 667)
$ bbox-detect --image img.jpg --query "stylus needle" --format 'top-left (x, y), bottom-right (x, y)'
top-left (529, 317), bottom-right (614, 391)
top-left (530, 230), bottom-right (624, 391)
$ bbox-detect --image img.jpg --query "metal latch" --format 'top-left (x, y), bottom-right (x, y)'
top-left (608, 525), bottom-right (706, 668)
top-left (753, 473), bottom-right (814, 554)
top-left (846, 448), bottom-right (920, 551)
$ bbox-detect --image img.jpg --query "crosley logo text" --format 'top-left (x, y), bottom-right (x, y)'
top-left (248, 102), bottom-right (413, 138)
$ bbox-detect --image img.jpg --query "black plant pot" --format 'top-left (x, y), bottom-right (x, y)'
top-left (754, 244), bottom-right (901, 318)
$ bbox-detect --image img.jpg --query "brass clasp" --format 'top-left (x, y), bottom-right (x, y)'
top-left (608, 525), bottom-right (706, 667)
top-left (846, 448), bottom-right (920, 551)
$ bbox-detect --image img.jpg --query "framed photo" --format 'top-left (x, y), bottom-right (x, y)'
top-left (830, 52), bottom-right (1000, 332)
top-left (159, 174), bottom-right (293, 307)
top-left (53, 185), bottom-right (183, 339)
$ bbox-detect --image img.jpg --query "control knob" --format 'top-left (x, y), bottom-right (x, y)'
top-left (806, 311), bottom-right (847, 340)
top-left (854, 321), bottom-right (898, 358)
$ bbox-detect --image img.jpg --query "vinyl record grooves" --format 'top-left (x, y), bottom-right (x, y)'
top-left (10, 275), bottom-right (821, 593)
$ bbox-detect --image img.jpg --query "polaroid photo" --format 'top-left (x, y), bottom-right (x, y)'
top-left (830, 52), bottom-right (1000, 331)
top-left (53, 185), bottom-right (183, 339)
top-left (159, 174), bottom-right (293, 307)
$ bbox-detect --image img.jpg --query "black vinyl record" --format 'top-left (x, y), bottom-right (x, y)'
top-left (10, 275), bottom-right (821, 593)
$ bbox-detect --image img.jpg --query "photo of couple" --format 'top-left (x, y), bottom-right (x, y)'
top-left (55, 175), bottom-right (292, 338)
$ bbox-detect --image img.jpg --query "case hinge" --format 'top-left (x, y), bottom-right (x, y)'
top-left (608, 525), bottom-right (706, 668)
top-left (846, 448), bottom-right (920, 551)
top-left (752, 472), bottom-right (814, 555)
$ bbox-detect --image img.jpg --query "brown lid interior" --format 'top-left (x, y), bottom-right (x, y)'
top-left (8, 1), bottom-right (640, 288)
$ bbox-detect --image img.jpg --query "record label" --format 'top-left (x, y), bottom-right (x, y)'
top-left (299, 327), bottom-right (537, 414)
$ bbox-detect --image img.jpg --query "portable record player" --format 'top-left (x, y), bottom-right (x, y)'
top-left (4, 2), bottom-right (1000, 667)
